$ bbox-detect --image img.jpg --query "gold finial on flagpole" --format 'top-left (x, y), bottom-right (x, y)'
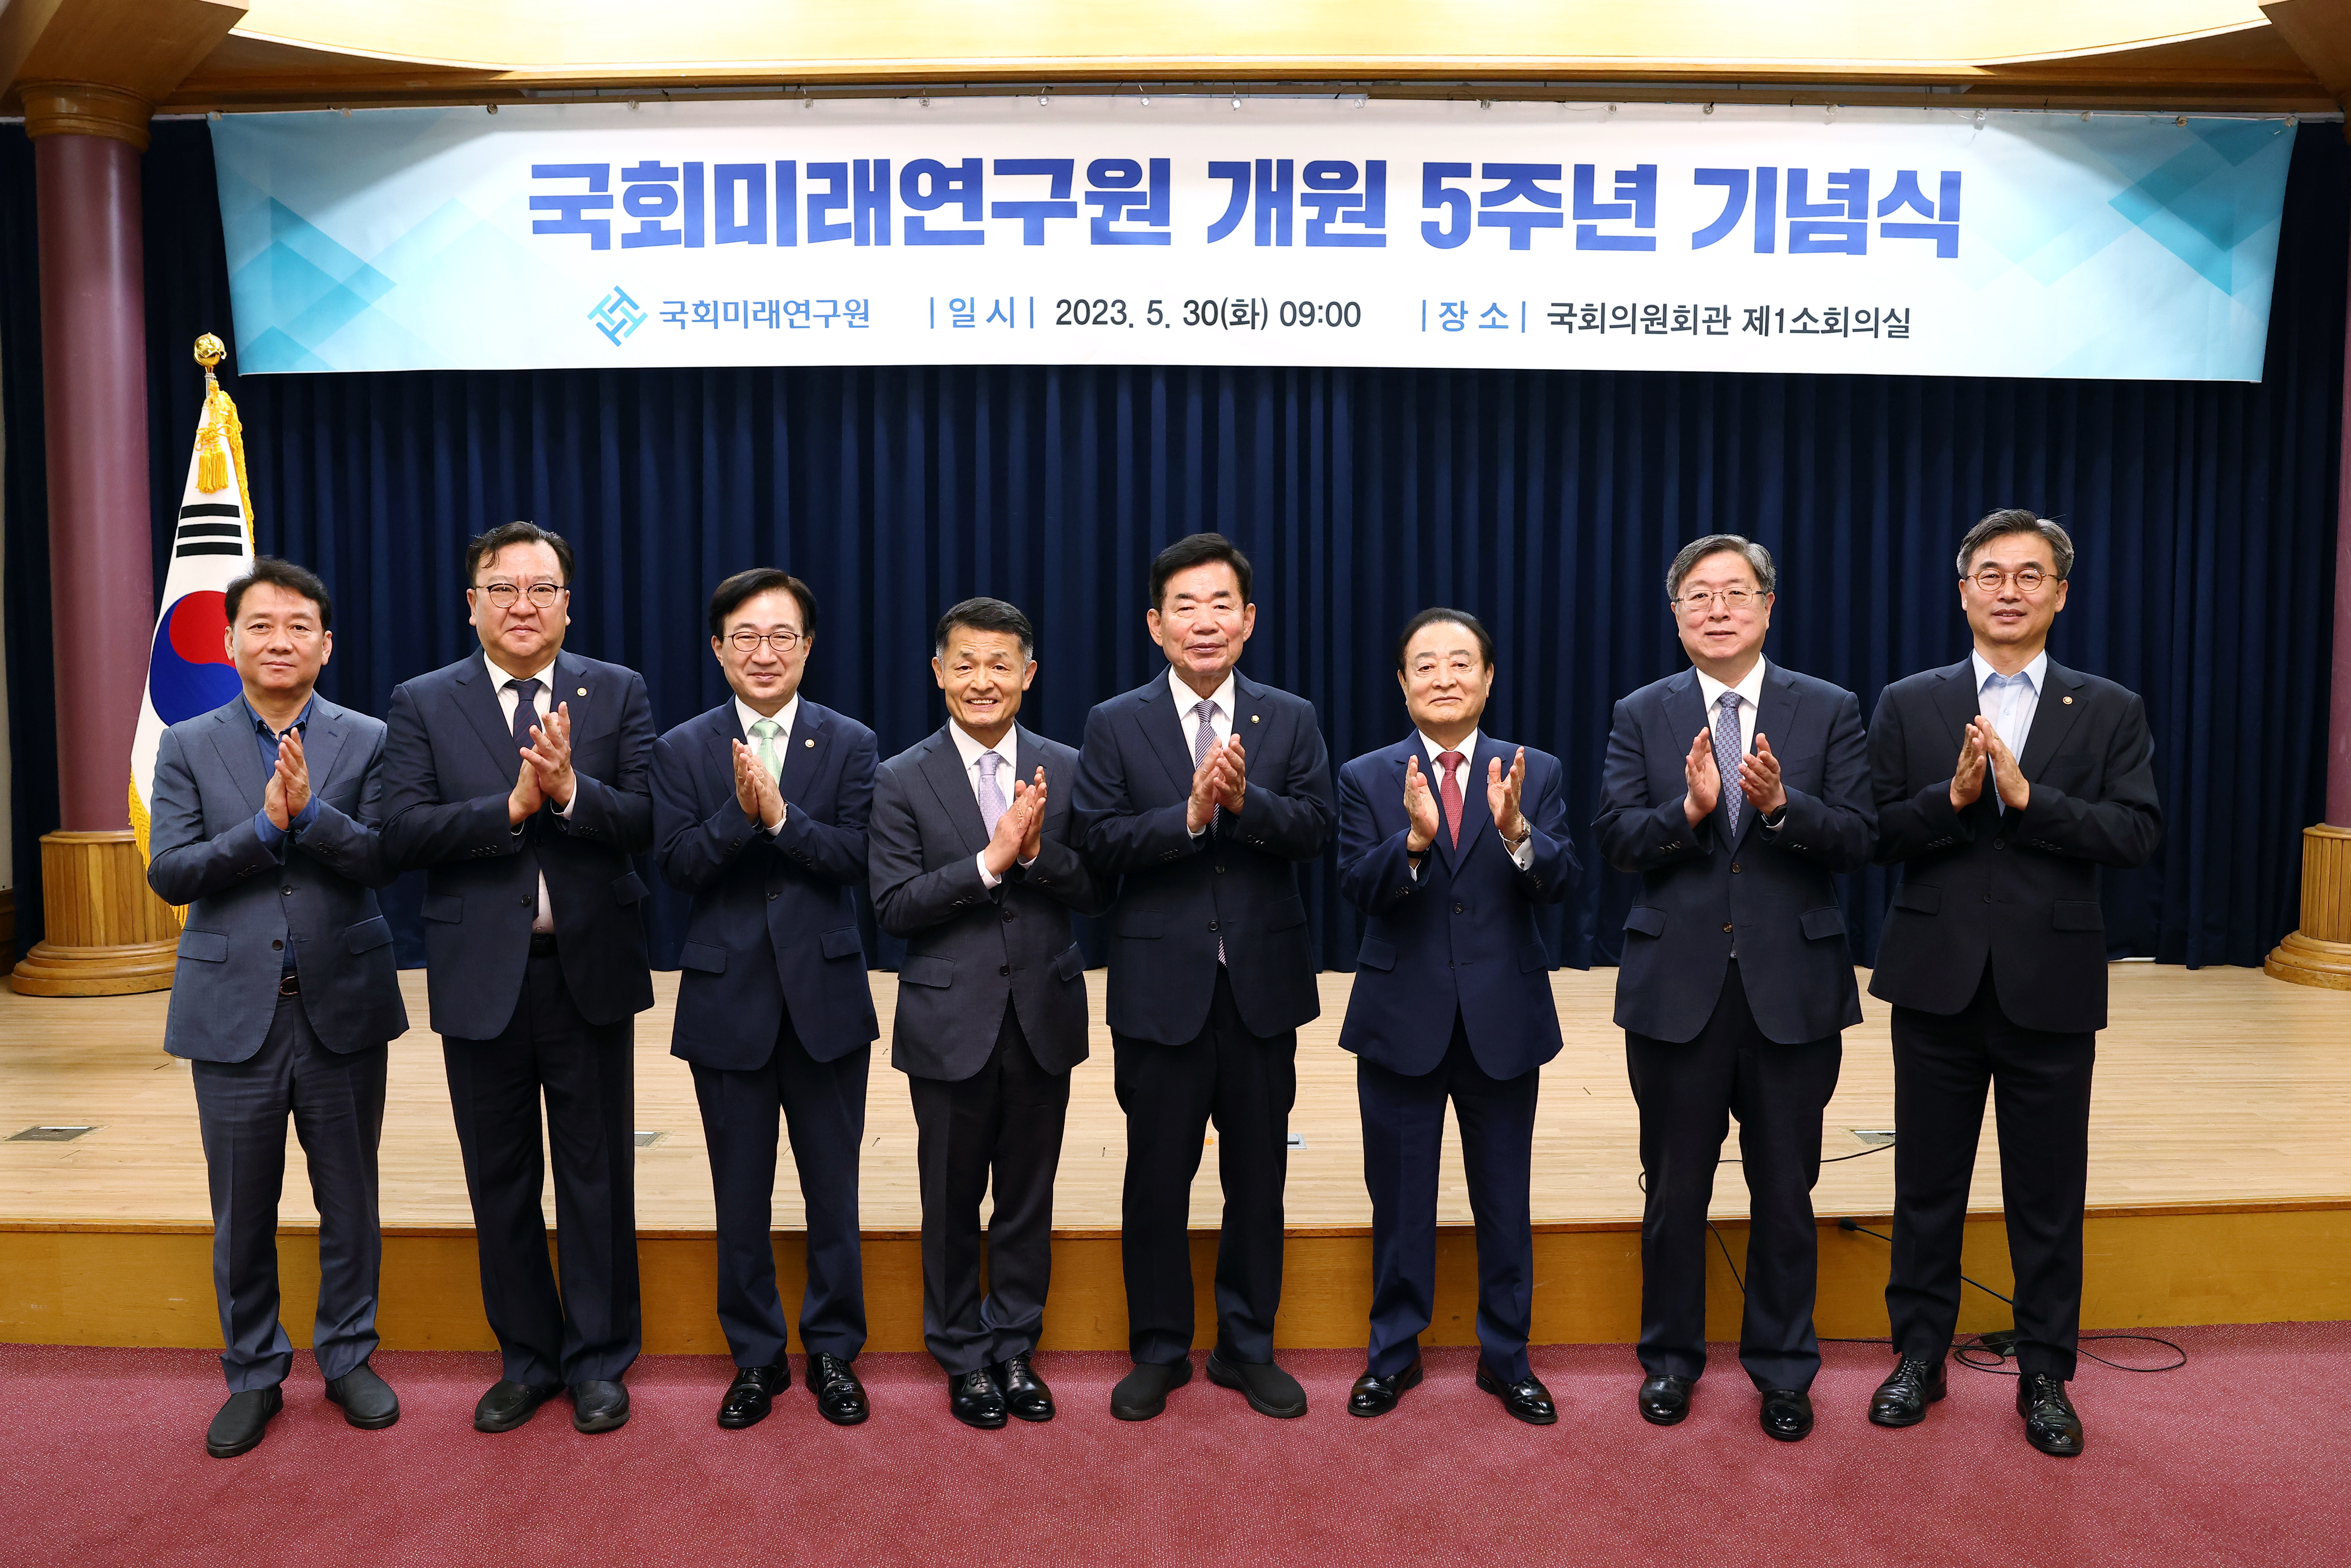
top-left (194, 332), bottom-right (225, 378)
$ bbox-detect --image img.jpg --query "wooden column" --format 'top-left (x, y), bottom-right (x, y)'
top-left (8, 81), bottom-right (177, 996)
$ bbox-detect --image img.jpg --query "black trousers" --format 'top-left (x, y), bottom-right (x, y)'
top-left (191, 993), bottom-right (387, 1393)
top-left (692, 1024), bottom-right (869, 1366)
top-left (1625, 961), bottom-right (1842, 1392)
top-left (1359, 1016), bottom-right (1539, 1382)
top-left (443, 949), bottom-right (640, 1387)
top-left (906, 1000), bottom-right (1071, 1375)
top-left (1113, 967), bottom-right (1297, 1366)
top-left (1888, 963), bottom-right (2096, 1380)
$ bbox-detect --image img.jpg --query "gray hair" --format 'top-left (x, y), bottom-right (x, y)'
top-left (1956, 509), bottom-right (2075, 580)
top-left (1666, 534), bottom-right (1777, 602)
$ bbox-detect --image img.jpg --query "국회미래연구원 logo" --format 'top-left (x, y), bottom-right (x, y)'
top-left (589, 287), bottom-right (647, 345)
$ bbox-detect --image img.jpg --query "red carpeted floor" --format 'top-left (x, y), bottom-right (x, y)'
top-left (2, 1326), bottom-right (2344, 1567)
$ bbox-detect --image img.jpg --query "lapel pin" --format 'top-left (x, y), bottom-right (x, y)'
top-left (576, 687), bottom-right (587, 696)
top-left (1250, 714), bottom-right (1259, 724)
top-left (805, 738), bottom-right (816, 748)
top-left (2062, 695), bottom-right (2073, 705)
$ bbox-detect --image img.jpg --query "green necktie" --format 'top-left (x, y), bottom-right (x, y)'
top-left (751, 718), bottom-right (782, 778)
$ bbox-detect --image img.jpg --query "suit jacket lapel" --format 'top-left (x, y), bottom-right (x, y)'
top-left (1139, 675), bottom-right (1202, 799)
top-left (1932, 659), bottom-right (1981, 749)
top-left (456, 652), bottom-right (527, 779)
top-left (552, 651), bottom-right (593, 727)
top-left (302, 701), bottom-right (349, 799)
top-left (204, 704), bottom-right (271, 812)
top-left (1430, 733), bottom-right (1491, 876)
top-left (1733, 667), bottom-right (1799, 851)
top-left (1663, 668), bottom-right (1706, 765)
top-left (919, 728), bottom-right (993, 856)
top-left (2017, 661), bottom-right (2088, 781)
top-left (776, 700), bottom-right (829, 806)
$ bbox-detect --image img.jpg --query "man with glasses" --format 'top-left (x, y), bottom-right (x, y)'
top-left (651, 568), bottom-right (880, 1430)
top-left (382, 520), bottom-right (657, 1435)
top-left (1595, 534), bottom-right (1873, 1444)
top-left (1863, 510), bottom-right (2160, 1457)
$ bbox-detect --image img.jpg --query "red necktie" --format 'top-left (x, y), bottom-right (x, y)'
top-left (1437, 751), bottom-right (1465, 848)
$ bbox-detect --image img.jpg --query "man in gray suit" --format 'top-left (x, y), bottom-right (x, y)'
top-left (869, 597), bottom-right (1107, 1429)
top-left (145, 558), bottom-right (408, 1458)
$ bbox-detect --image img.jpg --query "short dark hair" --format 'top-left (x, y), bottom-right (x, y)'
top-left (225, 556), bottom-right (333, 632)
top-left (466, 520), bottom-right (575, 586)
top-left (1666, 534), bottom-right (1777, 601)
top-left (1956, 508), bottom-right (2075, 580)
top-left (1395, 607), bottom-right (1495, 671)
top-left (934, 596), bottom-right (1035, 659)
top-left (708, 568), bottom-right (818, 640)
top-left (1150, 532), bottom-right (1253, 609)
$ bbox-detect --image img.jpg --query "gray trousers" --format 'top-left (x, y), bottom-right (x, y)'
top-left (190, 993), bottom-right (388, 1392)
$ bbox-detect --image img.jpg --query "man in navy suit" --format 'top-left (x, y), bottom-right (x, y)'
top-left (146, 558), bottom-right (407, 1458)
top-left (1595, 534), bottom-right (1874, 1443)
top-left (869, 597), bottom-right (1108, 1429)
top-left (1863, 511), bottom-right (2161, 1458)
top-left (1073, 532), bottom-right (1334, 1422)
top-left (651, 568), bottom-right (880, 1430)
top-left (382, 521), bottom-right (656, 1435)
top-left (1335, 609), bottom-right (1577, 1424)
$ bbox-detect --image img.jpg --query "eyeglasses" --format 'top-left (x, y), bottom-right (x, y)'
top-left (1672, 587), bottom-right (1761, 614)
top-left (476, 581), bottom-right (567, 609)
top-left (1965, 567), bottom-right (2056, 594)
top-left (728, 629), bottom-right (806, 654)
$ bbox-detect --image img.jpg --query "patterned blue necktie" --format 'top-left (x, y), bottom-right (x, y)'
top-left (1712, 691), bottom-right (1746, 835)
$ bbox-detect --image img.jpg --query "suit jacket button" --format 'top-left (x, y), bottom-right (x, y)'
top-left (768, 891), bottom-right (779, 900)
top-left (1453, 903), bottom-right (1465, 915)
top-left (999, 964), bottom-right (1010, 977)
top-left (1002, 909), bottom-right (1016, 922)
top-left (1721, 922), bottom-right (1734, 933)
top-left (1730, 863), bottom-right (1742, 874)
top-left (1214, 864), bottom-right (1225, 873)
top-left (1984, 893), bottom-right (1993, 903)
top-left (1992, 840), bottom-right (2006, 850)
top-left (519, 896), bottom-right (532, 907)
top-left (1208, 921), bottom-right (1219, 932)
top-left (281, 885), bottom-right (294, 895)
top-left (271, 939), bottom-right (283, 951)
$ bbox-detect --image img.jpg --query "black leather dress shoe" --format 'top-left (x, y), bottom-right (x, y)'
top-left (324, 1362), bottom-right (400, 1430)
top-left (992, 1354), bottom-right (1055, 1423)
top-left (1348, 1359), bottom-right (1425, 1417)
top-left (1868, 1354), bottom-right (1948, 1428)
top-left (474, 1378), bottom-right (564, 1433)
top-left (1638, 1374), bottom-right (1694, 1426)
top-left (1205, 1351), bottom-right (1308, 1419)
top-left (809, 1353), bottom-right (869, 1426)
top-left (570, 1379), bottom-right (630, 1433)
top-left (1110, 1358), bottom-right (1193, 1421)
top-left (717, 1364), bottom-right (788, 1429)
top-left (1760, 1388), bottom-right (1814, 1442)
top-left (949, 1368), bottom-right (1008, 1430)
top-left (1475, 1364), bottom-right (1558, 1426)
top-left (205, 1386), bottom-right (282, 1458)
top-left (2016, 1373), bottom-right (2084, 1457)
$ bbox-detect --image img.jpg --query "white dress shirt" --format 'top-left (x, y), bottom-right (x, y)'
top-left (736, 693), bottom-right (799, 832)
top-left (1174, 666), bottom-right (1239, 839)
top-left (1693, 657), bottom-right (1768, 760)
top-left (1409, 728), bottom-right (1534, 876)
top-left (1971, 649), bottom-right (2046, 815)
top-left (948, 719), bottom-right (1035, 889)
top-left (495, 656), bottom-right (575, 933)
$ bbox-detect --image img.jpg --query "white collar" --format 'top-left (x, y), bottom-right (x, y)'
top-left (490, 653), bottom-right (559, 691)
top-left (1694, 658), bottom-right (1768, 712)
top-left (1971, 649), bottom-right (2049, 694)
top-left (1167, 664), bottom-right (1238, 719)
top-left (736, 692), bottom-right (799, 741)
top-left (1417, 728), bottom-right (1482, 768)
top-left (948, 720), bottom-right (1020, 773)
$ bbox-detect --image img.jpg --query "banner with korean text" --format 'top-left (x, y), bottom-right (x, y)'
top-left (210, 98), bottom-right (2295, 381)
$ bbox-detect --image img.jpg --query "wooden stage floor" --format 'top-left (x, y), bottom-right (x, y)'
top-left (3, 964), bottom-right (2348, 1234)
top-left (4, 963), bottom-right (2347, 1353)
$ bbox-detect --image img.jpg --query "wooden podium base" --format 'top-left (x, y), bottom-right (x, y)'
top-left (9, 830), bottom-right (178, 997)
top-left (2265, 823), bottom-right (2351, 990)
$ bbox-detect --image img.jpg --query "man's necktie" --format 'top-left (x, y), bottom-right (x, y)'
top-left (749, 717), bottom-right (782, 782)
top-left (1437, 750), bottom-right (1465, 848)
top-left (977, 750), bottom-right (1008, 837)
top-left (507, 677), bottom-right (542, 761)
top-left (1193, 698), bottom-right (1224, 963)
top-left (1713, 691), bottom-right (1746, 836)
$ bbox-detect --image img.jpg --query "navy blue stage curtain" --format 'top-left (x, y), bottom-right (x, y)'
top-left (3, 121), bottom-right (2344, 975)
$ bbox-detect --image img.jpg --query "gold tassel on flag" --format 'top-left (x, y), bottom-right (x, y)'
top-left (192, 333), bottom-right (253, 525)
